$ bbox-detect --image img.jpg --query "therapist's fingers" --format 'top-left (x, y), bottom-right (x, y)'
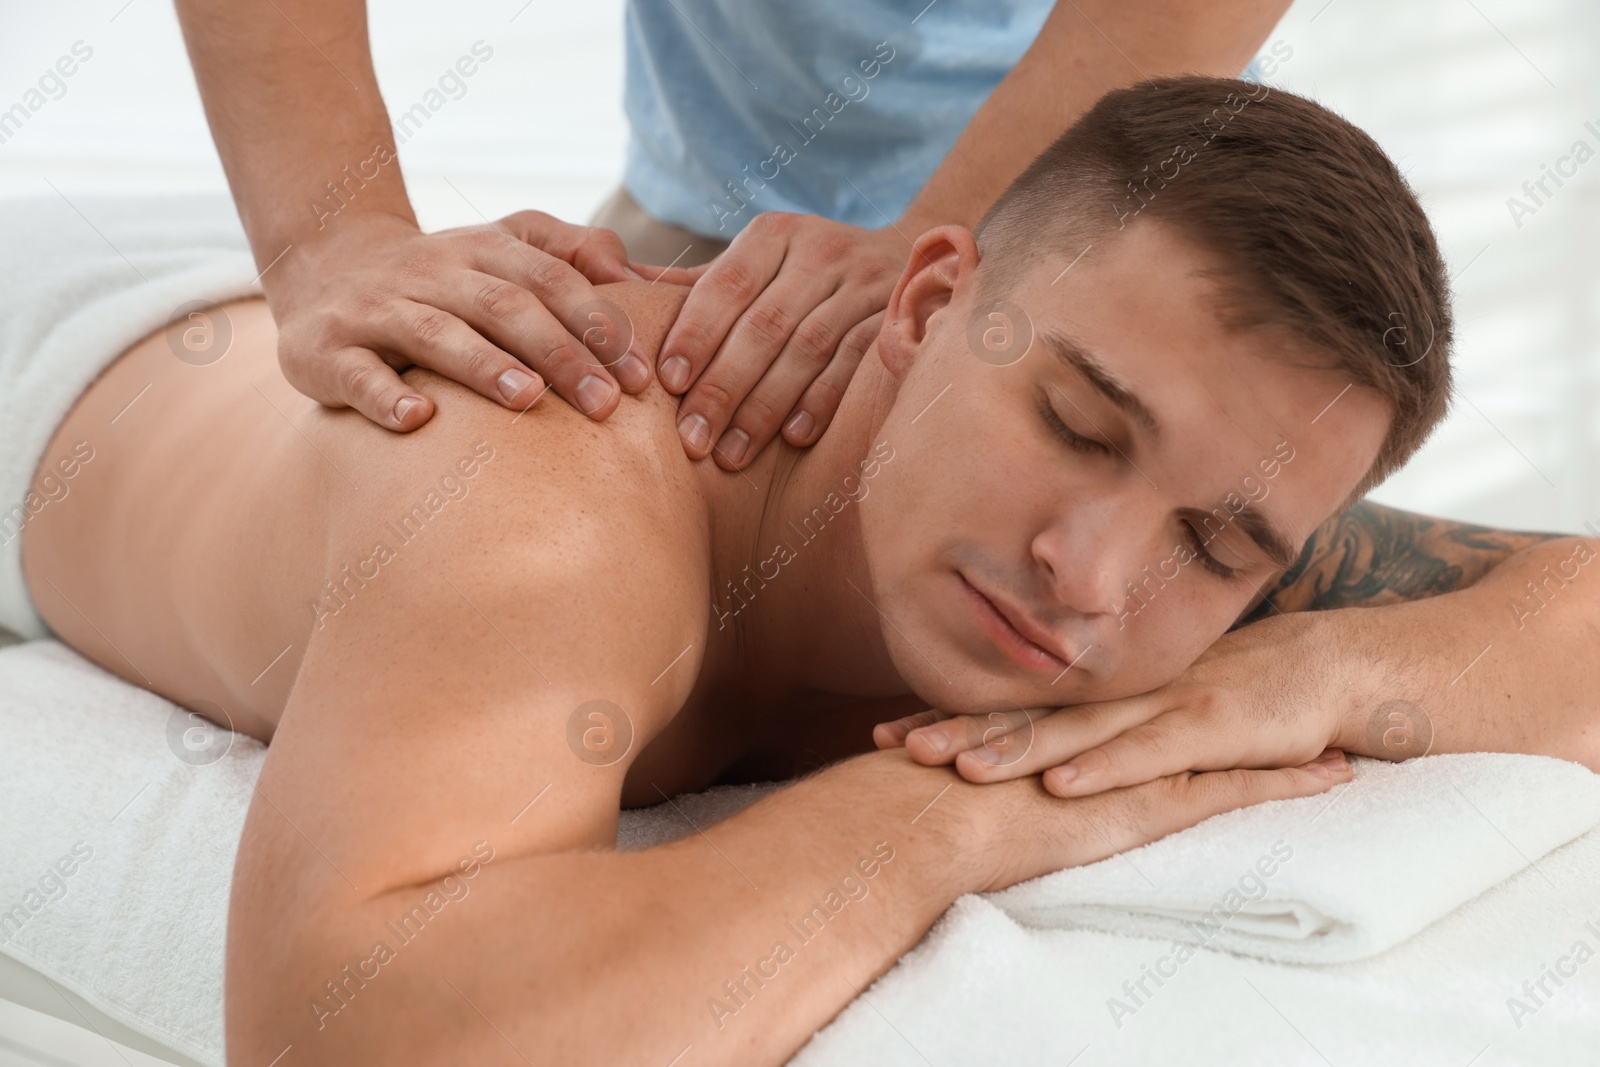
top-left (666, 214), bottom-right (906, 462)
top-left (467, 212), bottom-right (655, 399)
top-left (630, 261), bottom-right (708, 287)
top-left (781, 309), bottom-right (883, 446)
top-left (296, 343), bottom-right (438, 431)
top-left (267, 210), bottom-right (647, 433)
top-left (657, 214), bottom-right (792, 399)
top-left (369, 268), bottom-right (615, 421)
top-left (697, 287), bottom-right (871, 469)
top-left (437, 264), bottom-right (643, 404)
top-left (490, 210), bottom-right (640, 285)
top-left (464, 241), bottom-right (651, 403)
top-left (367, 298), bottom-right (557, 415)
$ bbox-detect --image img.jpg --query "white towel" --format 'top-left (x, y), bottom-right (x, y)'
top-left (0, 637), bottom-right (779, 1065)
top-left (0, 640), bottom-right (259, 1065)
top-left (987, 752), bottom-right (1600, 963)
top-left (791, 826), bottom-right (1600, 1066)
top-left (5, 637), bottom-right (1600, 1066)
top-left (0, 193), bottom-right (261, 639)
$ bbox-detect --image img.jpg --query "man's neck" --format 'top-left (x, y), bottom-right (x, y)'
top-left (692, 344), bottom-right (911, 705)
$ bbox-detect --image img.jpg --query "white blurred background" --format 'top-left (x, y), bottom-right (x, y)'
top-left (0, 1), bottom-right (1596, 1062)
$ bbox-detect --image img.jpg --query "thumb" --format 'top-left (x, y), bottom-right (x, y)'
top-left (569, 226), bottom-right (639, 285)
top-left (288, 342), bottom-right (435, 432)
top-left (630, 260), bottom-right (710, 286)
top-left (491, 210), bottom-right (637, 283)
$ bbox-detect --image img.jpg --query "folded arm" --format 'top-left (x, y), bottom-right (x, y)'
top-left (1229, 499), bottom-right (1567, 627)
top-left (1291, 505), bottom-right (1600, 766)
top-left (1234, 500), bottom-right (1600, 764)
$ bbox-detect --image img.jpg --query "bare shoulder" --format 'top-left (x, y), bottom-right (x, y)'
top-left (301, 277), bottom-right (705, 632)
top-left (312, 278), bottom-right (694, 539)
top-left (304, 277), bottom-right (710, 681)
top-left (254, 278), bottom-right (711, 882)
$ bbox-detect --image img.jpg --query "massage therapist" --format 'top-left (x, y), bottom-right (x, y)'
top-left (173, 0), bottom-right (1285, 468)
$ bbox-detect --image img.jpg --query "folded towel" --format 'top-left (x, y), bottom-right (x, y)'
top-left (793, 821), bottom-right (1600, 1066)
top-left (987, 751), bottom-right (1600, 963)
top-left (0, 193), bottom-right (261, 640)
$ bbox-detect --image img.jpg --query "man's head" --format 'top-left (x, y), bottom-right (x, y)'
top-left (855, 75), bottom-right (1453, 712)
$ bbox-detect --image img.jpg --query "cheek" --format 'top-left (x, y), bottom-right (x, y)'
top-left (856, 445), bottom-right (928, 586)
top-left (865, 423), bottom-right (1004, 577)
top-left (886, 371), bottom-right (1049, 511)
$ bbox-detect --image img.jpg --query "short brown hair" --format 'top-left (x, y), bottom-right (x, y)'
top-left (975, 75), bottom-right (1451, 510)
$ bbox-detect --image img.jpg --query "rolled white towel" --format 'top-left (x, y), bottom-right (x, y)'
top-left (986, 751), bottom-right (1600, 963)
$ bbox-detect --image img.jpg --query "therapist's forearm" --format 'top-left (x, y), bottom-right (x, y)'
top-left (173, 0), bottom-right (414, 269)
top-left (897, 0), bottom-right (1290, 233)
top-left (1331, 535), bottom-right (1600, 770)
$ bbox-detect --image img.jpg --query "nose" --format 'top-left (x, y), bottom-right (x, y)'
top-left (1030, 501), bottom-right (1164, 619)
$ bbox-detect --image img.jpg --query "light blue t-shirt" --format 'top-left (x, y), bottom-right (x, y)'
top-left (622, 0), bottom-right (1055, 240)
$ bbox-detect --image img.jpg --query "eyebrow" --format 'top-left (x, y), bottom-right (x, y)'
top-left (1039, 329), bottom-right (1302, 573)
top-left (1040, 331), bottom-right (1162, 441)
top-left (1225, 505), bottom-right (1303, 573)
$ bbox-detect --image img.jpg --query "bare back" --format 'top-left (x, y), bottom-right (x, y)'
top-left (21, 284), bottom-right (747, 788)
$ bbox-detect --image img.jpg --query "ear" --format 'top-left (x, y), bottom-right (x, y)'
top-left (878, 225), bottom-right (982, 379)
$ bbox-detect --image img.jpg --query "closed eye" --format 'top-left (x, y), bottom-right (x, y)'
top-left (1038, 392), bottom-right (1240, 581)
top-left (1037, 393), bottom-right (1110, 456)
top-left (1182, 521), bottom-right (1239, 580)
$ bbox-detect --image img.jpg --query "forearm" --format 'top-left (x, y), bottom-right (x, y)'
top-left (1235, 500), bottom-right (1565, 627)
top-left (1332, 535), bottom-right (1600, 769)
top-left (899, 0), bottom-right (1289, 232)
top-left (253, 749), bottom-right (990, 1066)
top-left (173, 0), bottom-right (413, 266)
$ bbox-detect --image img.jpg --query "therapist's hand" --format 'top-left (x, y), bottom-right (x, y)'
top-left (269, 210), bottom-right (655, 431)
top-left (657, 212), bottom-right (906, 469)
top-left (872, 611), bottom-right (1373, 797)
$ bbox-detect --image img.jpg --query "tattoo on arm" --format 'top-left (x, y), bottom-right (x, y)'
top-left (1229, 500), bottom-right (1566, 630)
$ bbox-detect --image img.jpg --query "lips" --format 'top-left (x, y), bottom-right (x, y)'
top-left (958, 573), bottom-right (1074, 674)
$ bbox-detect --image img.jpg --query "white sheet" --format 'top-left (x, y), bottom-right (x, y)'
top-left (3, 637), bottom-right (1598, 1066)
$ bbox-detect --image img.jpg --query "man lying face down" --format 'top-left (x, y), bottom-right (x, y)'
top-left (23, 76), bottom-right (1454, 1065)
